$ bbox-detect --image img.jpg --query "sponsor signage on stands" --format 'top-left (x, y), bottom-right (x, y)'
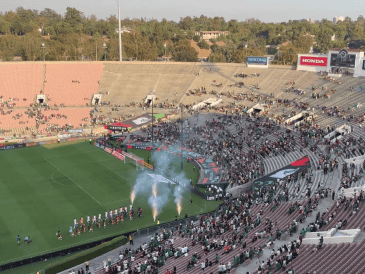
top-left (68, 129), bottom-right (84, 133)
top-left (246, 57), bottom-right (268, 65)
top-left (111, 151), bottom-right (125, 161)
top-left (0, 145), bottom-right (15, 150)
top-left (300, 56), bottom-right (328, 67)
top-left (0, 143), bottom-right (26, 150)
top-left (253, 156), bottom-right (311, 191)
top-left (104, 147), bottom-right (113, 154)
top-left (108, 126), bottom-right (123, 131)
top-left (26, 142), bottom-right (37, 147)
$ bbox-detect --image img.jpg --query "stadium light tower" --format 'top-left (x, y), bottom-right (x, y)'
top-left (41, 42), bottom-right (46, 61)
top-left (118, 0), bottom-right (122, 62)
top-left (103, 42), bottom-right (107, 61)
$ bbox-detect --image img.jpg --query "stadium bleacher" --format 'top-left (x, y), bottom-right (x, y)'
top-left (0, 64), bottom-right (43, 108)
top-left (43, 63), bottom-right (104, 106)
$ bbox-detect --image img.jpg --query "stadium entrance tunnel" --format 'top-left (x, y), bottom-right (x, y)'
top-left (284, 111), bottom-right (315, 126)
top-left (36, 94), bottom-right (47, 105)
top-left (144, 95), bottom-right (156, 108)
top-left (247, 103), bottom-right (266, 115)
top-left (91, 94), bottom-right (102, 106)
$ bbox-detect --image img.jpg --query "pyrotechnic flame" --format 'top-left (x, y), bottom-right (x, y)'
top-left (152, 183), bottom-right (158, 198)
top-left (176, 198), bottom-right (182, 216)
top-left (152, 203), bottom-right (158, 222)
top-left (130, 188), bottom-right (136, 204)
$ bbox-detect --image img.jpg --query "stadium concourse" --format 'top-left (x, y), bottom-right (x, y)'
top-left (3, 61), bottom-right (365, 273)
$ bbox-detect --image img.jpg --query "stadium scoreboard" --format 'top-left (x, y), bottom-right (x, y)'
top-left (330, 49), bottom-right (356, 68)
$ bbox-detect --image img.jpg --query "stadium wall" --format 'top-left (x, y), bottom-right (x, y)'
top-left (0, 61), bottom-right (292, 69)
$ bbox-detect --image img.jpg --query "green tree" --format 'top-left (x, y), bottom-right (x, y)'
top-left (64, 7), bottom-right (84, 32)
top-left (0, 35), bottom-right (20, 60)
top-left (192, 35), bottom-right (200, 42)
top-left (123, 30), bottom-right (158, 60)
top-left (197, 39), bottom-right (210, 49)
top-left (315, 26), bottom-right (333, 53)
top-left (0, 17), bottom-right (11, 34)
top-left (172, 39), bottom-right (198, 62)
top-left (19, 30), bottom-right (43, 61)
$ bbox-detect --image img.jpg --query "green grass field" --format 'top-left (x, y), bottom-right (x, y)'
top-left (0, 141), bottom-right (221, 267)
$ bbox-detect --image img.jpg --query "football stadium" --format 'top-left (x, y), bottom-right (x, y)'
top-left (2, 5), bottom-right (365, 274)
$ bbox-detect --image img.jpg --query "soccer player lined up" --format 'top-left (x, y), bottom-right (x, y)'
top-left (70, 206), bottom-right (143, 235)
top-left (71, 216), bottom-right (93, 236)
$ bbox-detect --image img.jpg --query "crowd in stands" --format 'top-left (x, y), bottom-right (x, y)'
top-left (96, 192), bottom-right (314, 274)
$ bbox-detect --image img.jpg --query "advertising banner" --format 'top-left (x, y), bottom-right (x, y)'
top-left (104, 147), bottom-right (113, 154)
top-left (0, 143), bottom-right (26, 150)
top-left (246, 57), bottom-right (268, 65)
top-left (26, 142), bottom-right (37, 147)
top-left (253, 156), bottom-right (311, 191)
top-left (111, 151), bottom-right (125, 161)
top-left (0, 144), bottom-right (16, 150)
top-left (300, 56), bottom-right (328, 67)
top-left (128, 144), bottom-right (152, 150)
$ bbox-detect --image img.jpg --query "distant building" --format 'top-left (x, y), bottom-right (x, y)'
top-left (194, 31), bottom-right (229, 41)
top-left (300, 19), bottom-right (313, 23)
top-left (333, 16), bottom-right (345, 24)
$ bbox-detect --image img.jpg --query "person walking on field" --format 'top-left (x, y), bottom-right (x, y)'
top-left (129, 234), bottom-right (134, 245)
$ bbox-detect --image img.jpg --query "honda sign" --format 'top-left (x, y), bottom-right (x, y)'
top-left (300, 56), bottom-right (328, 67)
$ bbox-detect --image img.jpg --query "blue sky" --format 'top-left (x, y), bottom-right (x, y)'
top-left (1, 0), bottom-right (364, 22)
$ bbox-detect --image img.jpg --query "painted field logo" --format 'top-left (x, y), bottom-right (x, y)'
top-left (133, 117), bottom-right (151, 125)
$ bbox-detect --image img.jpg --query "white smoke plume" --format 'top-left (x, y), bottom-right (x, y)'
top-left (131, 150), bottom-right (191, 217)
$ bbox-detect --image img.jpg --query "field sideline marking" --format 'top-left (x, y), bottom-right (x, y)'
top-left (44, 157), bottom-right (101, 205)
top-left (50, 171), bottom-right (79, 188)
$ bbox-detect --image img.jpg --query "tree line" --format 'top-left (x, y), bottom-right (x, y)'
top-left (0, 7), bottom-right (364, 64)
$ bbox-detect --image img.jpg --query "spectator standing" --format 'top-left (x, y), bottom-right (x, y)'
top-left (129, 234), bottom-right (134, 245)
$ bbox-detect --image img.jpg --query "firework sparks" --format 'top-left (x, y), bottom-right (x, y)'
top-left (152, 183), bottom-right (158, 198)
top-left (176, 198), bottom-right (182, 216)
top-left (152, 203), bottom-right (158, 222)
top-left (130, 188), bottom-right (136, 204)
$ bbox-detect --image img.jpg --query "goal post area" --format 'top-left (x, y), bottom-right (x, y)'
top-left (94, 140), bottom-right (153, 170)
top-left (125, 156), bottom-right (144, 170)
top-left (119, 150), bottom-right (154, 170)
